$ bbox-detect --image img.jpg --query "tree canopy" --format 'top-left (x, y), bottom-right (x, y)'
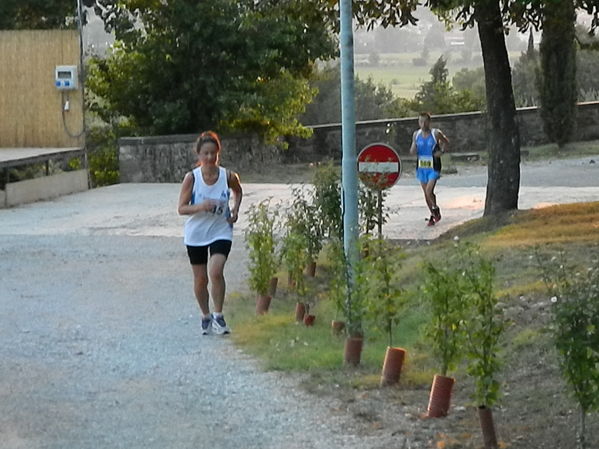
top-left (87, 0), bottom-right (336, 140)
top-left (0, 0), bottom-right (78, 29)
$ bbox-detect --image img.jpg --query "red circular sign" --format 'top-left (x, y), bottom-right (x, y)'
top-left (357, 143), bottom-right (401, 190)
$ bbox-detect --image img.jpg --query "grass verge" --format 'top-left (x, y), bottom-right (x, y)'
top-left (228, 201), bottom-right (599, 392)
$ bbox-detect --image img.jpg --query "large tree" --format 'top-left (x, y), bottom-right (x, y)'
top-left (87, 0), bottom-right (336, 140)
top-left (539, 1), bottom-right (577, 149)
top-left (0, 0), bottom-right (78, 29)
top-left (317, 0), bottom-right (598, 215)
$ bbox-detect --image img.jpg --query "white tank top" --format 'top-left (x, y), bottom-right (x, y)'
top-left (184, 166), bottom-right (233, 246)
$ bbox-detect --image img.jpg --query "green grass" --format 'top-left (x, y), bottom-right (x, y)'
top-left (522, 139), bottom-right (599, 161)
top-left (227, 262), bottom-right (433, 388)
top-left (229, 202), bottom-right (599, 392)
top-left (355, 50), bottom-right (523, 99)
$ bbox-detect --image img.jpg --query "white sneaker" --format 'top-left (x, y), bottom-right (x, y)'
top-left (211, 314), bottom-right (231, 335)
top-left (201, 316), bottom-right (212, 335)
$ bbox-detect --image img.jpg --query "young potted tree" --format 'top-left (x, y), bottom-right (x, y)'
top-left (289, 186), bottom-right (323, 277)
top-left (244, 199), bottom-right (278, 315)
top-left (363, 237), bottom-right (407, 386)
top-left (422, 260), bottom-right (467, 417)
top-left (280, 221), bottom-right (310, 322)
top-left (460, 244), bottom-right (505, 449)
top-left (536, 251), bottom-right (599, 449)
top-left (312, 161), bottom-right (342, 243)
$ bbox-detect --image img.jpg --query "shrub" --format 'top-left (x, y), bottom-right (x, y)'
top-left (536, 250), bottom-right (599, 449)
top-left (244, 199), bottom-right (279, 296)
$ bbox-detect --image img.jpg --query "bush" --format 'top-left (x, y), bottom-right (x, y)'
top-left (458, 243), bottom-right (504, 408)
top-left (536, 250), bottom-right (599, 449)
top-left (244, 199), bottom-right (279, 296)
top-left (363, 237), bottom-right (406, 347)
top-left (312, 162), bottom-right (342, 241)
top-left (86, 125), bottom-right (120, 187)
top-left (422, 257), bottom-right (468, 377)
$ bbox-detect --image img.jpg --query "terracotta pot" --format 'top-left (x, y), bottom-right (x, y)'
top-left (426, 374), bottom-right (455, 418)
top-left (478, 406), bottom-right (499, 449)
top-left (344, 337), bottom-right (363, 366)
top-left (331, 320), bottom-right (345, 336)
top-left (268, 277), bottom-right (278, 297)
top-left (380, 347), bottom-right (406, 387)
top-left (255, 294), bottom-right (271, 315)
top-left (305, 261), bottom-right (317, 277)
top-left (303, 314), bottom-right (316, 326)
top-left (294, 302), bottom-right (306, 322)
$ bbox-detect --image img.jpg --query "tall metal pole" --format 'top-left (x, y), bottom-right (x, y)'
top-left (339, 0), bottom-right (360, 337)
top-left (339, 0), bottom-right (359, 265)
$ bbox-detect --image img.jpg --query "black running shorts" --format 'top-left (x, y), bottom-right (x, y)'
top-left (186, 240), bottom-right (232, 265)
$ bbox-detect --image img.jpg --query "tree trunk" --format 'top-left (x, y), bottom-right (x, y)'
top-left (475, 1), bottom-right (521, 216)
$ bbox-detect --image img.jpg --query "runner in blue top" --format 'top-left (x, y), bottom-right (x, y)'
top-left (410, 112), bottom-right (449, 226)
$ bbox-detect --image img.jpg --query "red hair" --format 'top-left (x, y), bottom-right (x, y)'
top-left (195, 130), bottom-right (221, 153)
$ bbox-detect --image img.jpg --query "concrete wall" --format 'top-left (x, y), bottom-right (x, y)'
top-left (0, 30), bottom-right (84, 148)
top-left (119, 101), bottom-right (599, 183)
top-left (3, 170), bottom-right (88, 208)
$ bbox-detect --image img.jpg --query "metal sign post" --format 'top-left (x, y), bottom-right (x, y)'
top-left (357, 142), bottom-right (402, 238)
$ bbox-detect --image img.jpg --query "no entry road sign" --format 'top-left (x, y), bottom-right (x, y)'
top-left (357, 143), bottom-right (401, 190)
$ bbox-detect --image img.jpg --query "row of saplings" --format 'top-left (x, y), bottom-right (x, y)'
top-left (244, 164), bottom-right (599, 449)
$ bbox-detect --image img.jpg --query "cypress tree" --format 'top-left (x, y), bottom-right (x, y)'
top-left (539, 0), bottom-right (577, 149)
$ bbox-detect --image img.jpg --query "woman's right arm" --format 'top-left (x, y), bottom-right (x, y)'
top-left (177, 172), bottom-right (213, 215)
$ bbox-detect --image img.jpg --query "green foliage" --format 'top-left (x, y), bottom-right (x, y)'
top-left (422, 258), bottom-right (467, 377)
top-left (244, 199), bottom-right (279, 296)
top-left (281, 227), bottom-right (310, 299)
top-left (363, 238), bottom-right (406, 347)
top-left (86, 125), bottom-right (120, 187)
top-left (453, 67), bottom-right (486, 105)
top-left (539, 0), bottom-right (577, 148)
top-left (88, 0), bottom-right (336, 139)
top-left (512, 48), bottom-right (540, 107)
top-left (326, 237), bottom-right (368, 338)
top-left (410, 56), bottom-right (484, 114)
top-left (535, 249), bottom-right (599, 448)
top-left (358, 185), bottom-right (389, 236)
top-left (286, 187), bottom-right (323, 264)
top-left (0, 0), bottom-right (77, 29)
top-left (458, 243), bottom-right (504, 408)
top-left (302, 65), bottom-right (405, 125)
top-left (576, 49), bottom-right (599, 102)
top-left (312, 162), bottom-right (342, 241)
top-left (326, 240), bottom-right (349, 321)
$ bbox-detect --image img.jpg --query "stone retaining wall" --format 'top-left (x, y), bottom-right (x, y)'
top-left (119, 101), bottom-right (599, 183)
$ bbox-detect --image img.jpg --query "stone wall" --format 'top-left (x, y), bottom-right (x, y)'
top-left (119, 133), bottom-right (282, 183)
top-left (119, 101), bottom-right (599, 183)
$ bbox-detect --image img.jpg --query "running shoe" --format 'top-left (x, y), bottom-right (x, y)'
top-left (201, 316), bottom-right (212, 335)
top-left (427, 215), bottom-right (435, 227)
top-left (211, 314), bottom-right (231, 335)
top-left (432, 207), bottom-right (442, 223)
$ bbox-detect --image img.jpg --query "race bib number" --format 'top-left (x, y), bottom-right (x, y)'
top-left (211, 201), bottom-right (227, 216)
top-left (418, 156), bottom-right (433, 169)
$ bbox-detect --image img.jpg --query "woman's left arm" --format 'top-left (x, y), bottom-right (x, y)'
top-left (227, 170), bottom-right (243, 224)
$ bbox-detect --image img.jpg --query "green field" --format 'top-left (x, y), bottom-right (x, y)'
top-left (355, 51), bottom-right (522, 99)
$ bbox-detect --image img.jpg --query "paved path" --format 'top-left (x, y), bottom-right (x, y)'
top-left (1, 156), bottom-right (597, 448)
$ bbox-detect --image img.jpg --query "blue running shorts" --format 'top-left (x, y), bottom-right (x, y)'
top-left (416, 168), bottom-right (441, 184)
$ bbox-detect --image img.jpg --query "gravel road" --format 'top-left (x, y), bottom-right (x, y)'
top-left (1, 156), bottom-right (597, 448)
top-left (0, 187), bottom-right (416, 449)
